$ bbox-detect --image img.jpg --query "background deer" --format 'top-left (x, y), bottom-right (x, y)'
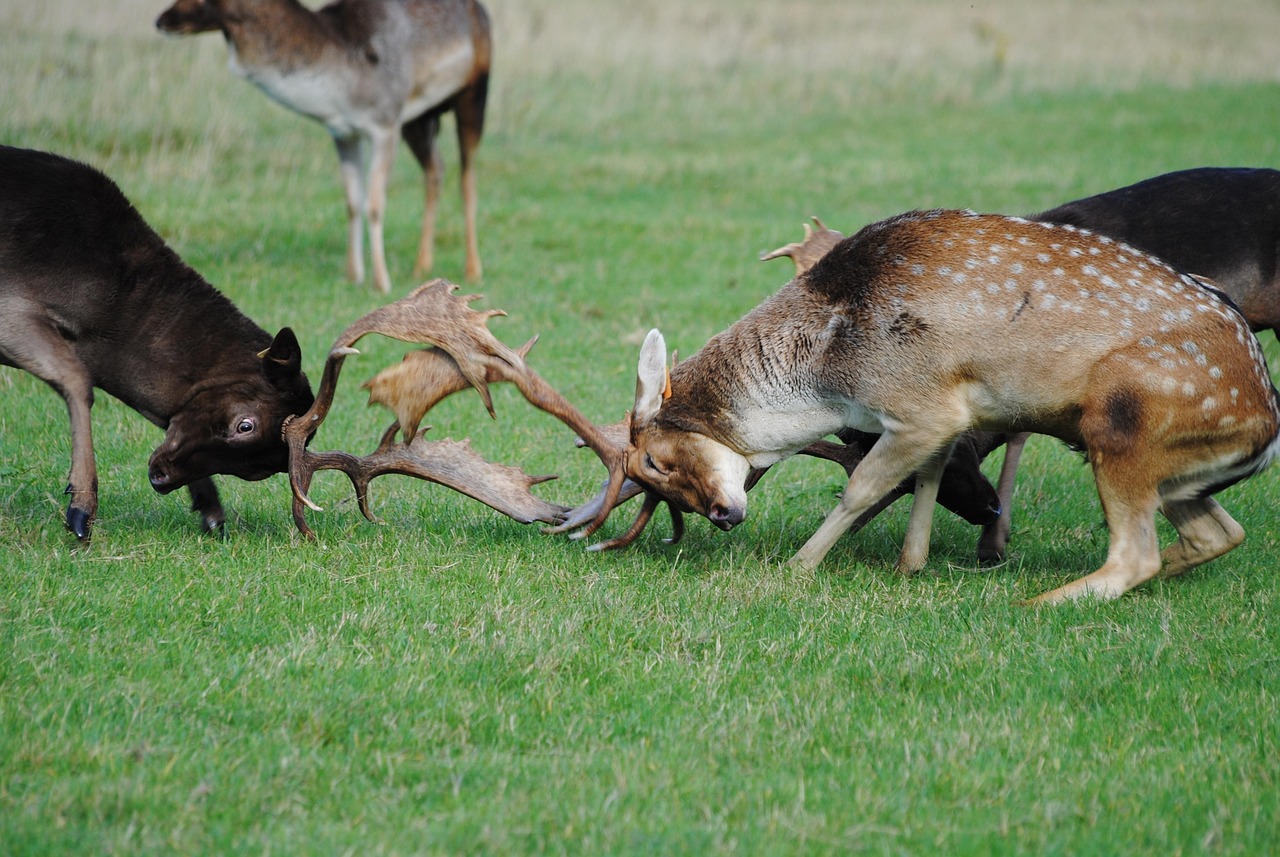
top-left (156, 0), bottom-right (491, 294)
top-left (618, 209), bottom-right (1280, 603)
top-left (0, 146), bottom-right (314, 539)
top-left (763, 167), bottom-right (1280, 566)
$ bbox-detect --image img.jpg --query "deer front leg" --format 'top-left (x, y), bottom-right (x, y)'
top-left (62, 384), bottom-right (98, 540)
top-left (894, 444), bottom-right (954, 574)
top-left (365, 129), bottom-right (398, 295)
top-left (334, 134), bottom-right (366, 286)
top-left (187, 476), bottom-right (225, 533)
top-left (790, 430), bottom-right (946, 572)
top-left (1, 320), bottom-right (100, 538)
top-left (977, 431), bottom-right (1029, 564)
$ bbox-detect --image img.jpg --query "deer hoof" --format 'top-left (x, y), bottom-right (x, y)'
top-left (65, 505), bottom-right (93, 540)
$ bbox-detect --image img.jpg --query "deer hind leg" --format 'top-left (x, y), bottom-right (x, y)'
top-left (333, 134), bottom-right (367, 286)
top-left (790, 427), bottom-right (958, 573)
top-left (1026, 447), bottom-right (1165, 605)
top-left (0, 316), bottom-right (99, 538)
top-left (1158, 497), bottom-right (1244, 578)
top-left (453, 76), bottom-right (488, 281)
top-left (977, 431), bottom-right (1030, 564)
top-left (402, 110), bottom-right (443, 280)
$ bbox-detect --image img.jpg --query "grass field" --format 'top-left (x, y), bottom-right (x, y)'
top-left (3, 1), bottom-right (1280, 853)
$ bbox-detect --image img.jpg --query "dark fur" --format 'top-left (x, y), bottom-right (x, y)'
top-left (0, 146), bottom-right (314, 538)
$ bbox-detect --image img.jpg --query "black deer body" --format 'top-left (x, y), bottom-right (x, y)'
top-left (0, 146), bottom-right (314, 538)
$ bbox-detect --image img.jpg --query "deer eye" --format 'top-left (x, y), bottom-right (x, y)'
top-left (644, 453), bottom-right (669, 477)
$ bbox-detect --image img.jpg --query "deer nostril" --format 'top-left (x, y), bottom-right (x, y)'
top-left (709, 503), bottom-right (745, 530)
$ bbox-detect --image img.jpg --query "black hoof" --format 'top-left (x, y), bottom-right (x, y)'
top-left (65, 506), bottom-right (93, 540)
top-left (202, 514), bottom-right (227, 537)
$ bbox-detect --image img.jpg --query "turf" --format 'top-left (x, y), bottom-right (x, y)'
top-left (2, 1), bottom-right (1279, 853)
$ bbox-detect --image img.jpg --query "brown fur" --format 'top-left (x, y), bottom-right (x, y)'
top-left (156, 0), bottom-right (491, 293)
top-left (633, 209), bottom-right (1280, 603)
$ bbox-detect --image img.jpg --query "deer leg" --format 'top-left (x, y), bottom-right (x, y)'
top-left (895, 444), bottom-right (954, 574)
top-left (454, 78), bottom-right (487, 281)
top-left (333, 134), bottom-right (367, 286)
top-left (977, 431), bottom-right (1029, 564)
top-left (1025, 461), bottom-right (1163, 605)
top-left (365, 129), bottom-right (398, 294)
top-left (186, 476), bottom-right (225, 534)
top-left (1158, 497), bottom-right (1245, 578)
top-left (402, 111), bottom-right (443, 279)
top-left (0, 317), bottom-right (99, 538)
top-left (789, 429), bottom-right (953, 572)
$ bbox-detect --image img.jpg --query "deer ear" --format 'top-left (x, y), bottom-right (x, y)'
top-left (261, 327), bottom-right (304, 384)
top-left (633, 329), bottom-right (669, 425)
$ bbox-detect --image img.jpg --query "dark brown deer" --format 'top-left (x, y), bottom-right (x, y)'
top-left (587, 209), bottom-right (1279, 603)
top-left (0, 146), bottom-right (314, 539)
top-left (156, 0), bottom-right (491, 293)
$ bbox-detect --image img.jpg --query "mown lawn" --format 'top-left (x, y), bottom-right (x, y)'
top-left (2, 1), bottom-right (1279, 853)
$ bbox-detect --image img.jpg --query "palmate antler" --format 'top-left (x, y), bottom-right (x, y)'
top-left (759, 216), bottom-right (846, 276)
top-left (281, 279), bottom-right (629, 538)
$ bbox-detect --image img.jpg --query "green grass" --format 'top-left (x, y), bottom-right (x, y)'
top-left (3, 1), bottom-right (1280, 853)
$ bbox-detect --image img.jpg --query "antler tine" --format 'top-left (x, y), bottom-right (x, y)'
top-left (759, 217), bottom-right (846, 275)
top-left (493, 364), bottom-right (629, 538)
top-left (284, 344), bottom-right (361, 516)
top-left (363, 335), bottom-right (540, 443)
top-left (584, 490), bottom-right (687, 551)
top-left (333, 279), bottom-right (524, 417)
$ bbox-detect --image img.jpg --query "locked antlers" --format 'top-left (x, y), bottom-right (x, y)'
top-left (281, 279), bottom-right (628, 538)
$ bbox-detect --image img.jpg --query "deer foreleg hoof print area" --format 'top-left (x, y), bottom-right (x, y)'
top-left (604, 209), bottom-right (1280, 603)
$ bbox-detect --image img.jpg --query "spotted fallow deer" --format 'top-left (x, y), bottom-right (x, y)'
top-left (618, 209), bottom-right (1280, 603)
top-left (156, 0), bottom-right (490, 293)
top-left (763, 168), bottom-right (1280, 567)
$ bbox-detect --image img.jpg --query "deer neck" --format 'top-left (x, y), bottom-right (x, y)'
top-left (93, 234), bottom-right (271, 426)
top-left (220, 0), bottom-right (352, 82)
top-left (664, 284), bottom-right (873, 467)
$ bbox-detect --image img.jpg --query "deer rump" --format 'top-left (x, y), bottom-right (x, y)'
top-left (613, 209), bottom-right (1280, 603)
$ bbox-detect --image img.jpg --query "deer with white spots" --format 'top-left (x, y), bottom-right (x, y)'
top-left (156, 0), bottom-right (490, 294)
top-left (610, 209), bottom-right (1280, 603)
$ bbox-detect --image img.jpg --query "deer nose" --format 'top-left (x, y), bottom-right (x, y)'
top-left (149, 463), bottom-right (176, 494)
top-left (709, 503), bottom-right (745, 530)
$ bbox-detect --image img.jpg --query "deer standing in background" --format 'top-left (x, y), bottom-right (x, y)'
top-left (156, 0), bottom-right (491, 294)
top-left (616, 209), bottom-right (1279, 603)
